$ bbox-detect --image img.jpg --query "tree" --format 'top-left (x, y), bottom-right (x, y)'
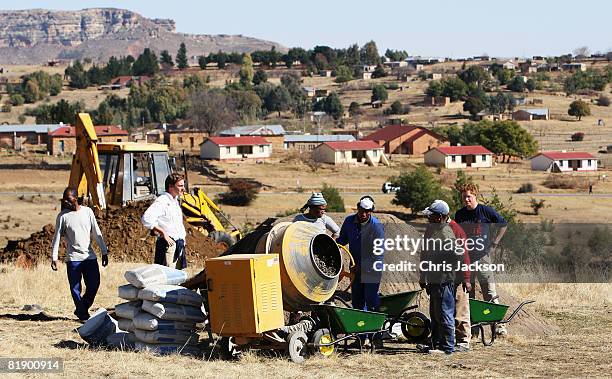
top-left (18, 114), bottom-right (26, 124)
top-left (440, 77), bottom-right (468, 101)
top-left (360, 40), bottom-right (381, 65)
top-left (390, 100), bottom-right (404, 115)
top-left (573, 46), bottom-right (590, 58)
top-left (598, 95), bottom-right (610, 107)
top-left (426, 80), bottom-right (444, 97)
top-left (228, 90), bottom-right (263, 123)
top-left (526, 78), bottom-right (536, 92)
top-left (507, 76), bottom-right (526, 92)
top-left (22, 80), bottom-right (41, 103)
top-left (133, 48), bottom-right (159, 76)
top-left (239, 53), bottom-right (254, 88)
top-left (253, 69), bottom-right (268, 85)
top-left (348, 101), bottom-right (361, 117)
top-left (321, 183), bottom-right (345, 212)
top-left (217, 52), bottom-right (227, 69)
top-left (160, 50), bottom-right (174, 68)
top-left (459, 66), bottom-right (491, 88)
top-left (198, 55), bottom-right (207, 70)
top-left (385, 49), bottom-right (408, 62)
top-left (187, 89), bottom-right (237, 134)
top-left (568, 100), bottom-right (590, 120)
top-left (10, 94), bottom-right (25, 106)
top-left (372, 64), bottom-right (386, 78)
top-left (64, 60), bottom-right (89, 89)
top-left (371, 84), bottom-right (388, 103)
top-left (323, 92), bottom-right (344, 120)
top-left (463, 96), bottom-right (487, 118)
top-left (391, 166), bottom-right (454, 214)
top-left (267, 85), bottom-right (292, 116)
top-left (176, 43), bottom-right (188, 69)
top-left (334, 65), bottom-right (353, 83)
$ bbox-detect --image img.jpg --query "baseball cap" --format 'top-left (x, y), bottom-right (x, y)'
top-left (421, 200), bottom-right (450, 216)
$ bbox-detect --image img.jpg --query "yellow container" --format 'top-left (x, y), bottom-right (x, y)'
top-left (206, 254), bottom-right (284, 336)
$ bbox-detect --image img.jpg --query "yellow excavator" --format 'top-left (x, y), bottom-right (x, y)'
top-left (69, 112), bottom-right (241, 248)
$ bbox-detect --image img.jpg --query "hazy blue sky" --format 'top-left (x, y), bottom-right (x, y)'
top-left (4, 1), bottom-right (611, 57)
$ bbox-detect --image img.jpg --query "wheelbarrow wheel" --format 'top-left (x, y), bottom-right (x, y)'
top-left (311, 328), bottom-right (335, 358)
top-left (400, 311), bottom-right (431, 343)
top-left (287, 331), bottom-right (308, 363)
top-left (219, 336), bottom-right (241, 360)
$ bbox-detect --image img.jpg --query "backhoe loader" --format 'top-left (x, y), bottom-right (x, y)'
top-left (69, 112), bottom-right (240, 247)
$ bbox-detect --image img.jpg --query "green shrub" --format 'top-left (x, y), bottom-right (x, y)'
top-left (321, 183), bottom-right (345, 212)
top-left (218, 179), bottom-right (260, 206)
top-left (517, 183), bottom-right (534, 193)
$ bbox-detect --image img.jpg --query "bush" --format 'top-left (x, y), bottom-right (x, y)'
top-left (392, 166), bottom-right (455, 214)
top-left (530, 198), bottom-right (546, 215)
top-left (543, 175), bottom-right (588, 190)
top-left (321, 183), bottom-right (345, 212)
top-left (571, 132), bottom-right (585, 141)
top-left (385, 83), bottom-right (399, 90)
top-left (598, 95), bottom-right (610, 106)
top-left (517, 183), bottom-right (534, 193)
top-left (217, 179), bottom-right (260, 206)
top-left (10, 94), bottom-right (25, 106)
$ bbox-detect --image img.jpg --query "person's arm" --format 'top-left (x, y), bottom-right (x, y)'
top-left (336, 219), bottom-right (349, 246)
top-left (486, 206), bottom-right (508, 246)
top-left (142, 199), bottom-right (175, 246)
top-left (325, 216), bottom-right (341, 239)
top-left (88, 209), bottom-right (109, 266)
top-left (50, 214), bottom-right (63, 270)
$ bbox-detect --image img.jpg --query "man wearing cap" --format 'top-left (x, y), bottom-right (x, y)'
top-left (418, 200), bottom-right (462, 355)
top-left (337, 196), bottom-right (385, 314)
top-left (293, 192), bottom-right (340, 238)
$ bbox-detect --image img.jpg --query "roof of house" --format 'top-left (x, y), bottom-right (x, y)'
top-left (0, 124), bottom-right (64, 134)
top-left (49, 125), bottom-right (128, 137)
top-left (219, 124), bottom-right (285, 136)
top-left (285, 135), bottom-right (355, 143)
top-left (533, 151), bottom-right (596, 160)
top-left (515, 108), bottom-right (549, 116)
top-left (321, 140), bottom-right (382, 151)
top-left (204, 136), bottom-right (270, 147)
top-left (361, 124), bottom-right (447, 143)
top-left (431, 145), bottom-right (493, 155)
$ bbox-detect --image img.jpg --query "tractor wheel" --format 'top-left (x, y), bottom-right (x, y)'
top-left (400, 311), bottom-right (431, 343)
top-left (210, 231), bottom-right (235, 251)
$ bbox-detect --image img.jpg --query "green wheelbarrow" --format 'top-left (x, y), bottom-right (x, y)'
top-left (470, 298), bottom-right (535, 346)
top-left (378, 290), bottom-right (430, 343)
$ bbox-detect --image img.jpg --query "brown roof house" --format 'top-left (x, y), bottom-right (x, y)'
top-left (361, 124), bottom-right (448, 155)
top-left (48, 125), bottom-right (128, 155)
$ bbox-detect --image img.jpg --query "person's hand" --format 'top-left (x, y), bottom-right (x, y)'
top-left (463, 282), bottom-right (472, 293)
top-left (102, 255), bottom-right (108, 267)
top-left (51, 260), bottom-right (57, 271)
top-left (164, 234), bottom-right (175, 247)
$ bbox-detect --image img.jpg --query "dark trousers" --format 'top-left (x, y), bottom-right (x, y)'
top-left (351, 272), bottom-right (381, 311)
top-left (66, 259), bottom-right (100, 320)
top-left (429, 282), bottom-right (456, 353)
top-left (154, 238), bottom-right (186, 269)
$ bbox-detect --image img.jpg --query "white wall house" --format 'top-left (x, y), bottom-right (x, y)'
top-left (200, 136), bottom-right (271, 160)
top-left (530, 151), bottom-right (597, 172)
top-left (313, 141), bottom-right (386, 166)
top-left (424, 145), bottom-right (493, 169)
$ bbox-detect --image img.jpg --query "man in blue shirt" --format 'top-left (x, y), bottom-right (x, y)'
top-left (337, 196), bottom-right (385, 313)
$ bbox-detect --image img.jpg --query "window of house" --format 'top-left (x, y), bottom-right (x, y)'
top-left (225, 147), bottom-right (231, 154)
top-left (451, 155), bottom-right (456, 162)
top-left (587, 160), bottom-right (592, 166)
top-left (178, 137), bottom-right (183, 143)
top-left (238, 145), bottom-right (253, 155)
top-left (259, 145), bottom-right (265, 153)
top-left (482, 155), bottom-right (487, 161)
top-left (373, 150), bottom-right (378, 157)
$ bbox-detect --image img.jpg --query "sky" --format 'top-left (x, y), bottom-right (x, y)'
top-left (3, 0), bottom-right (611, 58)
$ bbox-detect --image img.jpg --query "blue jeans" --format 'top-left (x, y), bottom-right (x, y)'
top-left (351, 272), bottom-right (381, 312)
top-left (429, 282), bottom-right (456, 353)
top-left (66, 259), bottom-right (100, 320)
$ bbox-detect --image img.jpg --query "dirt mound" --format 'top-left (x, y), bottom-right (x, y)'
top-left (0, 201), bottom-right (224, 269)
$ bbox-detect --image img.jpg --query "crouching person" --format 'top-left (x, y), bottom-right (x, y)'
top-left (418, 200), bottom-right (461, 355)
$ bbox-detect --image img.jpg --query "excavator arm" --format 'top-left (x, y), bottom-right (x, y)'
top-left (68, 113), bottom-right (107, 209)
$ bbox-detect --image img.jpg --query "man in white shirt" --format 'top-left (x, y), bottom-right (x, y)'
top-left (141, 173), bottom-right (187, 269)
top-left (292, 192), bottom-right (340, 239)
top-left (51, 187), bottom-right (109, 321)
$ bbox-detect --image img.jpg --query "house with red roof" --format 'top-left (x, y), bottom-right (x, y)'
top-left (361, 124), bottom-right (448, 155)
top-left (47, 125), bottom-right (128, 155)
top-left (199, 136), bottom-right (271, 160)
top-left (424, 145), bottom-right (494, 169)
top-left (530, 151), bottom-right (597, 172)
top-left (109, 76), bottom-right (152, 88)
top-left (313, 140), bottom-right (387, 166)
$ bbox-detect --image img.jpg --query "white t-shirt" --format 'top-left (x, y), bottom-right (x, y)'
top-left (141, 192), bottom-right (187, 240)
top-left (51, 206), bottom-right (108, 262)
top-left (292, 213), bottom-right (340, 236)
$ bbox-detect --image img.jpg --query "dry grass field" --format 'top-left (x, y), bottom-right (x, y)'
top-left (0, 263), bottom-right (610, 377)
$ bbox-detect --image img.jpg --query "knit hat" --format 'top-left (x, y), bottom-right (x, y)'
top-left (421, 200), bottom-right (450, 216)
top-left (307, 192), bottom-right (327, 206)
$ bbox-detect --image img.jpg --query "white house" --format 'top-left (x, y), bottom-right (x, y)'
top-left (313, 141), bottom-right (386, 166)
top-left (530, 151), bottom-right (597, 172)
top-left (199, 136), bottom-right (271, 160)
top-left (502, 61), bottom-right (516, 70)
top-left (424, 145), bottom-right (494, 169)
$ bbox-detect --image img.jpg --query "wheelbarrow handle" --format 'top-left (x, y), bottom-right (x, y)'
top-left (499, 300), bottom-right (535, 325)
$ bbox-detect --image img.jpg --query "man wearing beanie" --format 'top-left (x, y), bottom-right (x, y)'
top-left (293, 192), bottom-right (340, 238)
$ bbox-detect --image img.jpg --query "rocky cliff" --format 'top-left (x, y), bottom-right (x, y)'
top-left (0, 8), bottom-right (284, 64)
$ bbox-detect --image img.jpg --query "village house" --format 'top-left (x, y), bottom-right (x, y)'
top-left (474, 112), bottom-right (509, 122)
top-left (562, 63), bottom-right (586, 72)
top-left (48, 125), bottom-right (128, 155)
top-left (164, 128), bottom-right (209, 152)
top-left (423, 96), bottom-right (451, 107)
top-left (199, 136), bottom-right (271, 161)
top-left (502, 61), bottom-right (516, 70)
top-left (383, 61), bottom-right (408, 68)
top-left (519, 62), bottom-right (538, 74)
top-left (284, 134), bottom-right (355, 152)
top-left (319, 70), bottom-right (332, 77)
top-left (312, 140), bottom-right (387, 166)
top-left (530, 151), bottom-right (598, 172)
top-left (145, 129), bottom-right (165, 144)
top-left (361, 124), bottom-right (449, 155)
top-left (512, 108), bottom-right (550, 121)
top-left (0, 124), bottom-right (64, 149)
top-left (424, 145), bottom-right (494, 169)
top-left (302, 87), bottom-right (316, 97)
top-left (219, 124), bottom-right (285, 151)
top-left (109, 75), bottom-right (152, 89)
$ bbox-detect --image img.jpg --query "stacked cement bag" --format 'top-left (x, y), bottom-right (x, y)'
top-left (119, 264), bottom-right (205, 355)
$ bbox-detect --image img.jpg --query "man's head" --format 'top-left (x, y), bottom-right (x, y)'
top-left (165, 173), bottom-right (185, 198)
top-left (306, 192), bottom-right (327, 218)
top-left (62, 187), bottom-right (79, 211)
top-left (356, 196), bottom-right (375, 223)
top-left (422, 199), bottom-right (450, 224)
top-left (459, 183), bottom-right (479, 210)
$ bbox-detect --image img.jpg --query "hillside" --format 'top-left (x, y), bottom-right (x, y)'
top-left (0, 8), bottom-right (285, 64)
